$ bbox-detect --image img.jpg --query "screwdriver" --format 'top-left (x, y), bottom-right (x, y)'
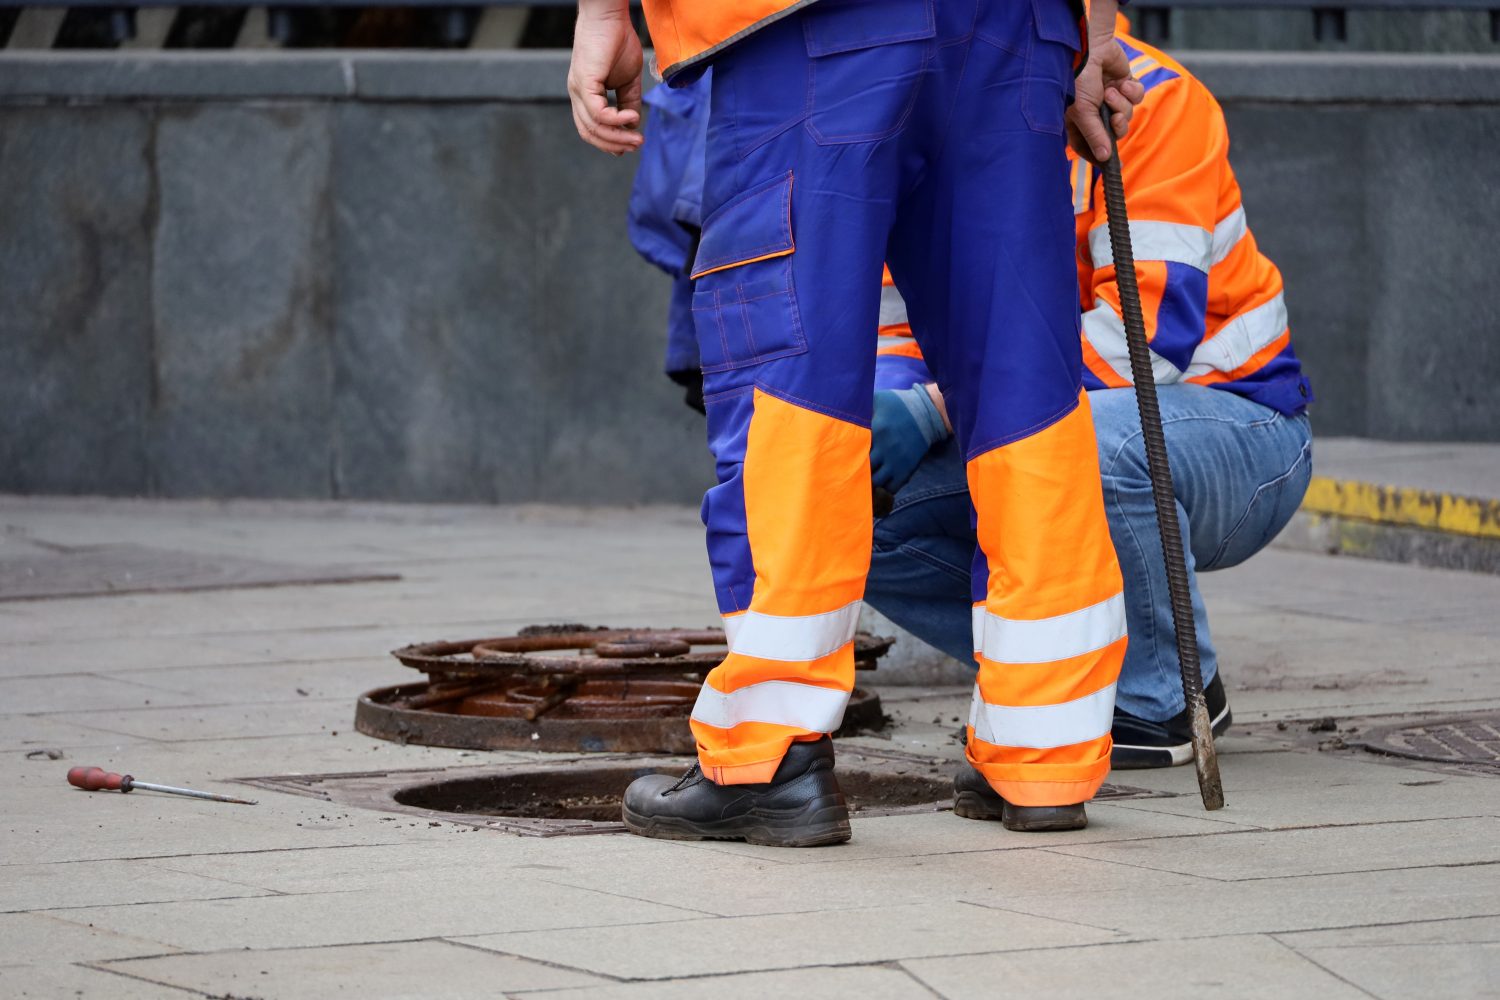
top-left (67, 766), bottom-right (257, 805)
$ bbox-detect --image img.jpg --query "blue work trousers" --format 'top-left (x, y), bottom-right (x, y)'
top-left (686, 0), bottom-right (1129, 805)
top-left (866, 384), bottom-right (1314, 721)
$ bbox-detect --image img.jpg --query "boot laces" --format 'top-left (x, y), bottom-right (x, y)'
top-left (666, 762), bottom-right (704, 794)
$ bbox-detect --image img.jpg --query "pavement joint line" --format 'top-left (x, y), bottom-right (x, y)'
top-left (952, 897), bottom-right (1129, 937)
top-left (1302, 476), bottom-right (1500, 540)
top-left (82, 960), bottom-right (230, 998)
top-left (0, 840), bottom-right (418, 867)
top-left (438, 936), bottom-right (631, 983)
top-left (532, 877), bottom-right (723, 918)
top-left (1222, 858), bottom-right (1500, 884)
top-left (888, 960), bottom-right (950, 1000)
top-left (4, 890), bottom-right (284, 917)
top-left (1264, 934), bottom-right (1386, 999)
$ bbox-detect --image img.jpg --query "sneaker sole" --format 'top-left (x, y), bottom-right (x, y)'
top-left (621, 793), bottom-right (852, 848)
top-left (1112, 704), bottom-right (1233, 770)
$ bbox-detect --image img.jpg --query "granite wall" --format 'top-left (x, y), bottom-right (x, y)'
top-left (0, 50), bottom-right (1497, 502)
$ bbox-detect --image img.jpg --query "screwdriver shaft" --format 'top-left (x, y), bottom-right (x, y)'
top-left (129, 781), bottom-right (257, 805)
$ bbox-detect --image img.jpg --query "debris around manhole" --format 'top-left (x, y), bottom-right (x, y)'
top-left (1351, 712), bottom-right (1500, 774)
top-left (1307, 716), bottom-right (1338, 732)
top-left (357, 626), bottom-right (893, 754)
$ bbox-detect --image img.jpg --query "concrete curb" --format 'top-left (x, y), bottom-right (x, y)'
top-left (1277, 475), bottom-right (1500, 574)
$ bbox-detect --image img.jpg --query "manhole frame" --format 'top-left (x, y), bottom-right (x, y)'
top-left (237, 743), bottom-right (1174, 838)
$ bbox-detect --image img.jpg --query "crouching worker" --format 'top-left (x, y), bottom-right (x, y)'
top-left (867, 25), bottom-right (1314, 783)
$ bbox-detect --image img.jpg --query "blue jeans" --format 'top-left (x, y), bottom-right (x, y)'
top-left (866, 384), bottom-right (1313, 721)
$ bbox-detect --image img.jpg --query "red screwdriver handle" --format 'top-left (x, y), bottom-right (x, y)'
top-left (68, 767), bottom-right (133, 792)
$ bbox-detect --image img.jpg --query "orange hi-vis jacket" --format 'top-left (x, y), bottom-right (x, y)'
top-left (878, 31), bottom-right (1312, 415)
top-left (644, 0), bottom-right (817, 80)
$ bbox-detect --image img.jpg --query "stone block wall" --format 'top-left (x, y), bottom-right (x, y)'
top-left (0, 50), bottom-right (1497, 502)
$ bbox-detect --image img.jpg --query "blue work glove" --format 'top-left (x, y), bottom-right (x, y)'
top-left (870, 386), bottom-right (948, 494)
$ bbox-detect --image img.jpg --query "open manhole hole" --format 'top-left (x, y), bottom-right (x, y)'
top-left (240, 745), bottom-right (1172, 836)
top-left (1353, 712), bottom-right (1500, 774)
top-left (392, 762), bottom-right (952, 823)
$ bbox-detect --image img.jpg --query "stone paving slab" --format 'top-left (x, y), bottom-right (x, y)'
top-left (508, 965), bottom-right (937, 1000)
top-left (2, 497), bottom-right (1499, 996)
top-left (0, 962), bottom-right (192, 999)
top-left (0, 911), bottom-right (182, 963)
top-left (0, 858), bottom-right (273, 914)
top-left (1051, 816), bottom-right (1500, 880)
top-left (103, 940), bottom-right (607, 999)
top-left (997, 862), bottom-right (1500, 938)
top-left (903, 934), bottom-right (1373, 1000)
top-left (459, 901), bottom-right (1122, 980)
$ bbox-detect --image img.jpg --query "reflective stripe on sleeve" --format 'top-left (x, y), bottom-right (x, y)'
top-left (1082, 303), bottom-right (1184, 385)
top-left (1184, 292), bottom-right (1288, 379)
top-left (691, 679), bottom-right (850, 732)
top-left (1089, 221), bottom-right (1213, 273)
top-left (879, 283), bottom-right (909, 328)
top-left (722, 600), bottom-right (861, 663)
top-left (1211, 206), bottom-right (1247, 265)
top-left (968, 682), bottom-right (1117, 750)
top-left (971, 593), bottom-right (1127, 666)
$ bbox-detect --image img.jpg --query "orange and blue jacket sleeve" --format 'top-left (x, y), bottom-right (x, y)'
top-left (874, 267), bottom-right (935, 391)
top-left (1080, 66), bottom-right (1227, 388)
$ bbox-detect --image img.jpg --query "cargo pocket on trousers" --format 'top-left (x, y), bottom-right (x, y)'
top-left (1023, 0), bottom-right (1082, 136)
top-left (803, 0), bottom-right (936, 145)
top-left (691, 171), bottom-right (807, 374)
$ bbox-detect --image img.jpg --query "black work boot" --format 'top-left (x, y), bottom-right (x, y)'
top-left (621, 737), bottom-right (851, 848)
top-left (952, 764), bottom-right (1088, 832)
top-left (1111, 673), bottom-right (1232, 770)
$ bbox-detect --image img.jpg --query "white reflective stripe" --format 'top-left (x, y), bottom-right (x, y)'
top-left (971, 605), bottom-right (985, 659)
top-left (1071, 160), bottom-right (1091, 215)
top-left (722, 600), bottom-right (861, 663)
top-left (975, 593), bottom-right (1127, 666)
top-left (691, 679), bottom-right (849, 732)
top-left (1089, 221), bottom-right (1213, 273)
top-left (879, 284), bottom-right (909, 328)
top-left (1083, 302), bottom-right (1183, 385)
top-left (970, 683), bottom-right (1117, 749)
top-left (1183, 292), bottom-right (1289, 379)
top-left (1211, 205), bottom-right (1247, 265)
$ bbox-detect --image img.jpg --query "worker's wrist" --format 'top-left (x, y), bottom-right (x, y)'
top-left (891, 385), bottom-right (949, 447)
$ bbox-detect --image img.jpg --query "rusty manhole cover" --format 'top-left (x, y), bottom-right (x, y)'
top-left (1353, 712), bottom-right (1500, 773)
top-left (356, 625), bottom-right (893, 754)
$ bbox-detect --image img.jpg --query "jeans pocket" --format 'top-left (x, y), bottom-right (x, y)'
top-left (803, 0), bottom-right (936, 145)
top-left (1208, 440), bottom-right (1314, 570)
top-left (691, 171), bottom-right (807, 373)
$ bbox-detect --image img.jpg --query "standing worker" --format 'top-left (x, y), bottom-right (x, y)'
top-left (865, 21), bottom-right (1314, 775)
top-left (570, 0), bottom-right (1143, 845)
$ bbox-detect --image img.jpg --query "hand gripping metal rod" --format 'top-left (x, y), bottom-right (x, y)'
top-left (1095, 110), bottom-right (1225, 810)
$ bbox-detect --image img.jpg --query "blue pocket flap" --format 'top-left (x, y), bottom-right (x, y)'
top-left (804, 0), bottom-right (936, 56)
top-left (1032, 0), bottom-right (1084, 50)
top-left (691, 171), bottom-right (795, 279)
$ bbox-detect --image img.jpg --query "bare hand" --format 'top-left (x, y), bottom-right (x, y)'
top-left (568, 0), bottom-right (645, 155)
top-left (1066, 1), bottom-right (1144, 164)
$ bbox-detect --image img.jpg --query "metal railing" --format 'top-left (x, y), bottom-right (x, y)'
top-left (2, 1), bottom-right (1496, 49)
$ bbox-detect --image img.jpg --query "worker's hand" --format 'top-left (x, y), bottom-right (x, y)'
top-left (1067, 0), bottom-right (1144, 164)
top-left (871, 387), bottom-right (948, 495)
top-left (568, 0), bottom-right (645, 155)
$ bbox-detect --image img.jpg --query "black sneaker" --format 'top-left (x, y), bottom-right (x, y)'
top-left (951, 764), bottom-right (1087, 831)
top-left (1111, 673), bottom-right (1232, 770)
top-left (621, 737), bottom-right (852, 848)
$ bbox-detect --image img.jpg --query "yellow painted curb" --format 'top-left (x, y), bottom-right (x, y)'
top-left (1301, 476), bottom-right (1500, 540)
